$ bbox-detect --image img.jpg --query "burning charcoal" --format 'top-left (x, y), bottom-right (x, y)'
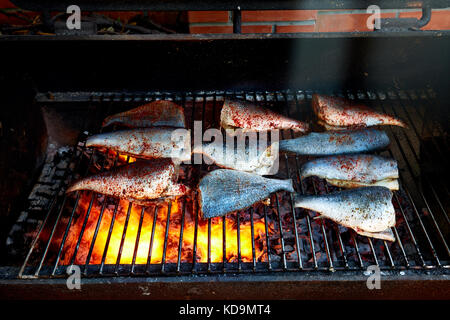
top-left (269, 254), bottom-right (281, 262)
top-left (284, 245), bottom-right (294, 252)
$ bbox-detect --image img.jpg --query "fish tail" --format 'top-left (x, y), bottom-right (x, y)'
top-left (274, 179), bottom-right (294, 193)
top-left (66, 179), bottom-right (85, 193)
top-left (86, 134), bottom-right (106, 148)
top-left (101, 116), bottom-right (119, 128)
top-left (394, 118), bottom-right (408, 129)
top-left (293, 193), bottom-right (315, 208)
top-left (299, 162), bottom-right (313, 179)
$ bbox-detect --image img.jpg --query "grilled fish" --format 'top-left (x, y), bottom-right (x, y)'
top-left (86, 128), bottom-right (191, 161)
top-left (312, 94), bottom-right (407, 130)
top-left (66, 160), bottom-right (190, 203)
top-left (198, 169), bottom-right (294, 218)
top-left (301, 154), bottom-right (399, 190)
top-left (102, 100), bottom-right (186, 128)
top-left (220, 98), bottom-right (309, 133)
top-left (193, 141), bottom-right (279, 175)
top-left (295, 187), bottom-right (396, 241)
top-left (279, 129), bottom-right (390, 156)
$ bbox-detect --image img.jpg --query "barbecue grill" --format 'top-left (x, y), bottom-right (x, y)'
top-left (0, 0), bottom-right (449, 299)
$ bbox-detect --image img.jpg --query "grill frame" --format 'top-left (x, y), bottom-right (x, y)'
top-left (16, 88), bottom-right (449, 279)
top-left (9, 0), bottom-right (450, 12)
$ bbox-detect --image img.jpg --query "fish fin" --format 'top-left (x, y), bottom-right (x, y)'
top-left (356, 228), bottom-right (396, 242)
top-left (326, 178), bottom-right (399, 190)
top-left (317, 120), bottom-right (350, 131)
top-left (163, 183), bottom-right (190, 197)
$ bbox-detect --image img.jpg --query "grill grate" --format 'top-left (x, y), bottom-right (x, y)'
top-left (18, 89), bottom-right (449, 278)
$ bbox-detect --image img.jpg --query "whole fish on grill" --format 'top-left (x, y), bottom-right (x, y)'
top-left (198, 169), bottom-right (294, 218)
top-left (86, 127), bottom-right (191, 162)
top-left (102, 100), bottom-right (186, 128)
top-left (193, 141), bottom-right (279, 175)
top-left (279, 129), bottom-right (390, 156)
top-left (294, 187), bottom-right (396, 241)
top-left (301, 154), bottom-right (399, 190)
top-left (66, 159), bottom-right (189, 203)
top-left (312, 94), bottom-right (407, 130)
top-left (220, 98), bottom-right (309, 133)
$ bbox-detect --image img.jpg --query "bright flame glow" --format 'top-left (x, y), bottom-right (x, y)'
top-left (59, 192), bottom-right (271, 265)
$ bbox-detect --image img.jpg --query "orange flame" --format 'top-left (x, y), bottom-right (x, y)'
top-left (59, 192), bottom-right (271, 265)
top-left (106, 150), bottom-right (136, 164)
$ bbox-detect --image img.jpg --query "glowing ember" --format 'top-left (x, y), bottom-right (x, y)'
top-left (59, 192), bottom-right (272, 265)
top-left (107, 150), bottom-right (137, 164)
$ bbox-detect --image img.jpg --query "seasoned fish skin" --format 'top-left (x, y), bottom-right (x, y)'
top-left (312, 94), bottom-right (407, 129)
top-left (279, 129), bottom-right (390, 156)
top-left (198, 169), bottom-right (294, 218)
top-left (294, 186), bottom-right (396, 234)
top-left (86, 128), bottom-right (191, 161)
top-left (193, 141), bottom-right (279, 175)
top-left (220, 99), bottom-right (309, 133)
top-left (102, 100), bottom-right (186, 128)
top-left (66, 160), bottom-right (190, 202)
top-left (301, 154), bottom-right (398, 185)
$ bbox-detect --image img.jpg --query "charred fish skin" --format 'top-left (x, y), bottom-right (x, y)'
top-left (220, 98), bottom-right (310, 133)
top-left (198, 169), bottom-right (294, 219)
top-left (312, 94), bottom-right (407, 129)
top-left (278, 129), bottom-right (390, 156)
top-left (66, 160), bottom-right (189, 202)
top-left (86, 127), bottom-right (191, 161)
top-left (102, 100), bottom-right (186, 129)
top-left (301, 154), bottom-right (399, 190)
top-left (294, 186), bottom-right (396, 238)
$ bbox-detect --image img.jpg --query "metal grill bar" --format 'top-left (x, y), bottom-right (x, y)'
top-left (280, 93), bottom-right (303, 269)
top-left (145, 206), bottom-right (159, 272)
top-left (191, 195), bottom-right (199, 273)
top-left (99, 200), bottom-right (120, 274)
top-left (84, 195), bottom-right (108, 275)
top-left (17, 88), bottom-right (449, 278)
top-left (250, 208), bottom-right (257, 271)
top-left (398, 93), bottom-right (450, 224)
top-left (263, 206), bottom-right (272, 271)
top-left (222, 215), bottom-right (227, 271)
top-left (374, 93), bottom-right (443, 266)
top-left (69, 192), bottom-right (96, 266)
top-left (115, 202), bottom-right (133, 273)
top-left (161, 201), bottom-right (172, 273)
top-left (18, 138), bottom-right (82, 278)
top-left (176, 200), bottom-right (186, 273)
top-left (131, 207), bottom-right (146, 274)
top-left (237, 210), bottom-right (242, 271)
top-left (381, 94), bottom-right (449, 253)
top-left (84, 153), bottom-right (121, 274)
